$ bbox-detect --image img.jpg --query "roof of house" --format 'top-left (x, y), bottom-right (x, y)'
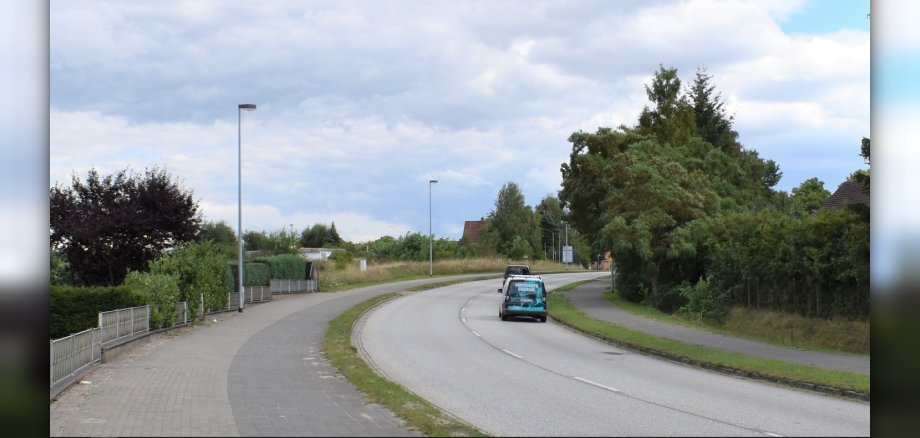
top-left (823, 180), bottom-right (870, 210)
top-left (462, 219), bottom-right (486, 243)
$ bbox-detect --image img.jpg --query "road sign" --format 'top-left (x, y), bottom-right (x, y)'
top-left (562, 245), bottom-right (573, 263)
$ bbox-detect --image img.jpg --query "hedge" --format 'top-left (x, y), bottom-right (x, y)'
top-left (252, 254), bottom-right (305, 280)
top-left (50, 285), bottom-right (146, 339)
top-left (227, 261), bottom-right (272, 290)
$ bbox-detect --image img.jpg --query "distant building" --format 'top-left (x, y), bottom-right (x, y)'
top-left (461, 218), bottom-right (486, 244)
top-left (298, 247), bottom-right (338, 261)
top-left (822, 180), bottom-right (869, 210)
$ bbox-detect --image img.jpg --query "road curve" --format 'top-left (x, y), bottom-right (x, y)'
top-left (356, 272), bottom-right (870, 437)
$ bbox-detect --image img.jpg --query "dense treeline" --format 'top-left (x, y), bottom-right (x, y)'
top-left (559, 65), bottom-right (869, 321)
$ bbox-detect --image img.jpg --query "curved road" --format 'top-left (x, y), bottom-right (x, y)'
top-left (357, 273), bottom-right (870, 436)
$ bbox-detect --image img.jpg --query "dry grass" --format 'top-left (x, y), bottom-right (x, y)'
top-left (316, 257), bottom-right (582, 290)
top-left (722, 307), bottom-right (870, 354)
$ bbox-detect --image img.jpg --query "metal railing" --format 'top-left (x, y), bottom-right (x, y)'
top-left (271, 279), bottom-right (317, 293)
top-left (50, 327), bottom-right (102, 388)
top-left (98, 306), bottom-right (149, 345)
top-left (52, 302), bottom-right (189, 390)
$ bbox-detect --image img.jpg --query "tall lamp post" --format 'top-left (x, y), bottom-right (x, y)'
top-left (429, 179), bottom-right (438, 276)
top-left (238, 103), bottom-right (256, 312)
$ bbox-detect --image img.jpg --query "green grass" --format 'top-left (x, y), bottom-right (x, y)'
top-left (316, 258), bottom-right (585, 292)
top-left (549, 289), bottom-right (870, 398)
top-left (603, 291), bottom-right (869, 355)
top-left (324, 293), bottom-right (487, 437)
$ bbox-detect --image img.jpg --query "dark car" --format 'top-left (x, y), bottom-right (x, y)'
top-left (503, 264), bottom-right (531, 280)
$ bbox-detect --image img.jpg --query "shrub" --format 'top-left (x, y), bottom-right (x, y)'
top-left (150, 242), bottom-right (233, 315)
top-left (677, 276), bottom-right (729, 320)
top-left (50, 285), bottom-right (145, 339)
top-left (123, 271), bottom-right (180, 329)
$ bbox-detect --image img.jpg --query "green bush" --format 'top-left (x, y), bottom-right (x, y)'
top-left (149, 242), bottom-right (233, 316)
top-left (50, 285), bottom-right (145, 339)
top-left (677, 276), bottom-right (728, 320)
top-left (123, 271), bottom-right (180, 329)
top-left (328, 251), bottom-right (354, 270)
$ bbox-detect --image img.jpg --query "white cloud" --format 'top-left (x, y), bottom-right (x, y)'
top-left (49, 0), bottom-right (870, 239)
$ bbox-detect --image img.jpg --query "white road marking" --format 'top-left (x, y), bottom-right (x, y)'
top-left (461, 307), bottom-right (466, 313)
top-left (462, 317), bottom-right (467, 323)
top-left (502, 349), bottom-right (523, 359)
top-left (763, 433), bottom-right (784, 437)
top-left (471, 330), bottom-right (481, 337)
top-left (573, 376), bottom-right (621, 393)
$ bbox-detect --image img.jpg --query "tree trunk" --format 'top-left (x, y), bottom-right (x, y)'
top-left (651, 275), bottom-right (660, 309)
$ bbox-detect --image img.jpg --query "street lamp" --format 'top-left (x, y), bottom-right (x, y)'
top-left (238, 103), bottom-right (256, 312)
top-left (429, 179), bottom-right (438, 276)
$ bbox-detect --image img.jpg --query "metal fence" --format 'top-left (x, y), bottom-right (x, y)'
top-left (52, 302), bottom-right (189, 389)
top-left (271, 279), bottom-right (317, 293)
top-left (50, 327), bottom-right (102, 388)
top-left (98, 306), bottom-right (149, 345)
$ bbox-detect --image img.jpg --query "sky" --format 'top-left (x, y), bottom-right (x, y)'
top-left (45, 0), bottom-right (873, 246)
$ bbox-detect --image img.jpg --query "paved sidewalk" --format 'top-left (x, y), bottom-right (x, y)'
top-left (50, 274), bottom-right (491, 437)
top-left (565, 277), bottom-right (869, 375)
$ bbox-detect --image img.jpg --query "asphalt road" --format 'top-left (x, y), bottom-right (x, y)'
top-left (356, 272), bottom-right (870, 436)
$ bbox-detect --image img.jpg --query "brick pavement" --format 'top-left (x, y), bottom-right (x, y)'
top-left (50, 275), bottom-right (488, 436)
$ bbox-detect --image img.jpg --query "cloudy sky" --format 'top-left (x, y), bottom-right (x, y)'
top-left (48, 0), bottom-right (871, 244)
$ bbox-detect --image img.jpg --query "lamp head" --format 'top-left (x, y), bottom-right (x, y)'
top-left (430, 180), bottom-right (438, 184)
top-left (239, 104), bottom-right (257, 111)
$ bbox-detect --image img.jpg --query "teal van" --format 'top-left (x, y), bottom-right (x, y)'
top-left (498, 275), bottom-right (548, 322)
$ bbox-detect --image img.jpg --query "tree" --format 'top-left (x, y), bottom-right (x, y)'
top-left (599, 140), bottom-right (717, 308)
top-left (687, 67), bottom-right (739, 155)
top-left (200, 220), bottom-right (236, 245)
top-left (791, 177), bottom-right (831, 214)
top-left (852, 137), bottom-right (870, 191)
top-left (326, 222), bottom-right (343, 246)
top-left (637, 65), bottom-right (697, 145)
top-left (243, 230), bottom-right (270, 251)
top-left (50, 167), bottom-right (200, 286)
top-left (488, 182), bottom-right (539, 256)
top-left (199, 220), bottom-right (237, 258)
top-left (300, 224), bottom-right (329, 248)
top-left (535, 195), bottom-right (564, 258)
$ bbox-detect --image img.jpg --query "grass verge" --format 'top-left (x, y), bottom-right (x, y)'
top-left (603, 291), bottom-right (869, 355)
top-left (324, 292), bottom-right (487, 437)
top-left (549, 286), bottom-right (870, 400)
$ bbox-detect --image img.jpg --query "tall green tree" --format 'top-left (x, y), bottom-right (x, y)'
top-left (488, 182), bottom-right (539, 257)
top-left (687, 67), bottom-right (739, 155)
top-left (637, 65), bottom-right (697, 145)
top-left (50, 167), bottom-right (201, 286)
top-left (599, 140), bottom-right (717, 307)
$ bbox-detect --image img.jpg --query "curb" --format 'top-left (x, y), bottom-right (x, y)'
top-left (549, 314), bottom-right (870, 402)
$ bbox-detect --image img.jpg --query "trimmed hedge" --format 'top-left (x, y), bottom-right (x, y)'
top-left (253, 254), bottom-right (305, 280)
top-left (228, 261), bottom-right (272, 290)
top-left (50, 285), bottom-right (145, 339)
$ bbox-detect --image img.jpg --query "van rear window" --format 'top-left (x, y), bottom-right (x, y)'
top-left (509, 281), bottom-right (543, 296)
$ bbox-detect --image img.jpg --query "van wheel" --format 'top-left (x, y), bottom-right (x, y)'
top-left (501, 313), bottom-right (508, 321)
top-left (540, 316), bottom-right (547, 323)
